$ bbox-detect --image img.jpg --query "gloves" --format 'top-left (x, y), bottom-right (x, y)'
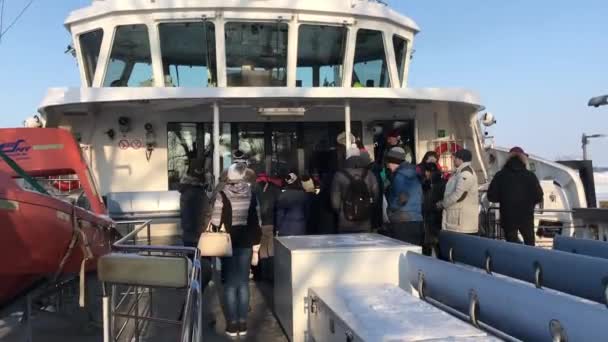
top-left (251, 244), bottom-right (261, 266)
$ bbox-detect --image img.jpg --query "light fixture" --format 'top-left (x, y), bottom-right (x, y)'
top-left (481, 112), bottom-right (497, 127)
top-left (258, 107), bottom-right (307, 117)
top-left (588, 95), bottom-right (608, 108)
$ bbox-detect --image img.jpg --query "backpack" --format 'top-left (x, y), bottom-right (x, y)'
top-left (341, 169), bottom-right (373, 222)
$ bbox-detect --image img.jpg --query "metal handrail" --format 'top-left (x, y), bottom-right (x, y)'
top-left (103, 220), bottom-right (204, 342)
top-left (485, 206), bottom-right (574, 214)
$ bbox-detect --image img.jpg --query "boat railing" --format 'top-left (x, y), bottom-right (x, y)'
top-left (480, 206), bottom-right (608, 245)
top-left (99, 220), bottom-right (203, 342)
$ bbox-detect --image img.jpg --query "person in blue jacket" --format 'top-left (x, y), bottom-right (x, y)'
top-left (385, 147), bottom-right (424, 245)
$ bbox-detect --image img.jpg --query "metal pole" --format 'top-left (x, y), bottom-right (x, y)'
top-left (345, 100), bottom-right (352, 155)
top-left (582, 134), bottom-right (588, 160)
top-left (213, 102), bottom-right (221, 184)
top-left (25, 294), bottom-right (32, 342)
top-left (102, 284), bottom-right (111, 342)
top-left (134, 285), bottom-right (140, 342)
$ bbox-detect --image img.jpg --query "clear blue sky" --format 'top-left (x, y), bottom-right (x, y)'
top-left (0, 0), bottom-right (606, 165)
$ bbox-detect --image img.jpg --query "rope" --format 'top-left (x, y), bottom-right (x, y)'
top-left (53, 204), bottom-right (94, 307)
top-left (0, 0), bottom-right (35, 40)
top-left (0, 0), bottom-right (5, 42)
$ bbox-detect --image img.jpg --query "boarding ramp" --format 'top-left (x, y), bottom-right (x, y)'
top-left (106, 191), bottom-right (181, 221)
top-left (554, 235), bottom-right (608, 259)
top-left (406, 252), bottom-right (608, 341)
top-left (106, 191), bottom-right (182, 238)
top-left (438, 231), bottom-right (608, 306)
top-left (98, 220), bottom-right (205, 342)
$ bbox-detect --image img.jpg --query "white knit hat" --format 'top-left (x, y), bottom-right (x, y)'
top-left (285, 173), bottom-right (298, 185)
top-left (347, 146), bottom-right (361, 158)
top-left (227, 163), bottom-right (247, 183)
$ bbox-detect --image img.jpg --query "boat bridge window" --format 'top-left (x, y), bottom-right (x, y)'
top-left (393, 35), bottom-right (408, 86)
top-left (352, 29), bottom-right (390, 88)
top-left (225, 22), bottom-right (289, 87)
top-left (296, 25), bottom-right (347, 87)
top-left (159, 22), bottom-right (217, 87)
top-left (104, 25), bottom-right (153, 87)
top-left (79, 29), bottom-right (104, 86)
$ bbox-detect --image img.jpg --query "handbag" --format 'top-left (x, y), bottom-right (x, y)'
top-left (198, 192), bottom-right (233, 257)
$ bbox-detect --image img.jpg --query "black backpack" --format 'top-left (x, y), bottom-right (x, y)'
top-left (341, 169), bottom-right (373, 222)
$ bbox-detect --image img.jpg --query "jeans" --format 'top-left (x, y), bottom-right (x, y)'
top-left (387, 221), bottom-right (424, 246)
top-left (221, 248), bottom-right (253, 323)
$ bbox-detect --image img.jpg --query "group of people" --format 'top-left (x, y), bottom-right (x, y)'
top-left (179, 137), bottom-right (544, 338)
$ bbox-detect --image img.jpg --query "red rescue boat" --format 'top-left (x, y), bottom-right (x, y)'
top-left (0, 128), bottom-right (115, 306)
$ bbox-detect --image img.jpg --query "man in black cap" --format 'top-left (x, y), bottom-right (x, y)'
top-left (437, 149), bottom-right (479, 235)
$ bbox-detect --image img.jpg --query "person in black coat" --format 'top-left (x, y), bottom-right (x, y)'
top-left (179, 158), bottom-right (207, 248)
top-left (487, 147), bottom-right (544, 246)
top-left (330, 149), bottom-right (380, 234)
top-left (274, 173), bottom-right (312, 236)
top-left (420, 162), bottom-right (445, 255)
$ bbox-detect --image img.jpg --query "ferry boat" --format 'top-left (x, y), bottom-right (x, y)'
top-left (2, 0), bottom-right (607, 341)
top-left (34, 0), bottom-right (595, 239)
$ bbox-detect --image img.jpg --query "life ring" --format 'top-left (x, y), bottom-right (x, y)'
top-left (434, 142), bottom-right (463, 175)
top-left (52, 180), bottom-right (81, 192)
top-left (435, 142), bottom-right (463, 155)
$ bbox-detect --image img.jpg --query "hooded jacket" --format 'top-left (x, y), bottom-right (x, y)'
top-left (387, 162), bottom-right (423, 223)
top-left (487, 156), bottom-right (544, 229)
top-left (211, 181), bottom-right (262, 248)
top-left (331, 156), bottom-right (380, 233)
top-left (440, 162), bottom-right (479, 234)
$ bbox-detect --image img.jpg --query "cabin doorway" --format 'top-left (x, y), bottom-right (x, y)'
top-left (370, 120), bottom-right (416, 166)
top-left (233, 122), bottom-right (363, 177)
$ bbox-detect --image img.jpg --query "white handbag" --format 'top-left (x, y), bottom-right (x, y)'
top-left (198, 222), bottom-right (233, 257)
top-left (198, 191), bottom-right (233, 257)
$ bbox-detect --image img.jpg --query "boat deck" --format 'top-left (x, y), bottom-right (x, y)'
top-left (0, 233), bottom-right (287, 342)
top-left (0, 277), bottom-right (287, 342)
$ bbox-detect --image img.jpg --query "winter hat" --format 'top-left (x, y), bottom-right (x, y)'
top-left (232, 149), bottom-right (249, 164)
top-left (347, 146), bottom-right (361, 158)
top-left (385, 147), bottom-right (406, 165)
top-left (509, 146), bottom-right (529, 157)
top-left (336, 132), bottom-right (357, 146)
top-left (453, 149), bottom-right (473, 163)
top-left (285, 173), bottom-right (298, 185)
top-left (387, 129), bottom-right (400, 138)
top-left (227, 163), bottom-right (247, 183)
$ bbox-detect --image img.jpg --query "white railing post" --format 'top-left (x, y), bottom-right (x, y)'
top-left (345, 100), bottom-right (352, 155)
top-left (213, 102), bottom-right (221, 184)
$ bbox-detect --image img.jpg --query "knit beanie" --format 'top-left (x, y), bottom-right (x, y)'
top-left (227, 163), bottom-right (247, 183)
top-left (285, 173), bottom-right (298, 185)
top-left (385, 147), bottom-right (406, 165)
